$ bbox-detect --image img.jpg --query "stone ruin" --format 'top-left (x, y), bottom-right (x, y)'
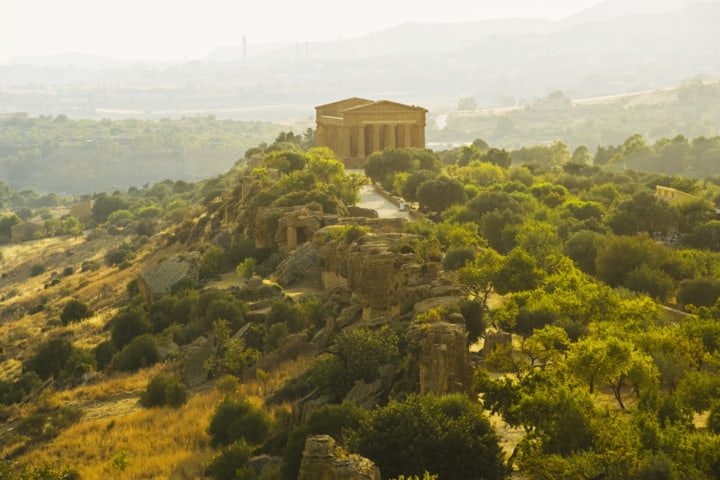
top-left (297, 435), bottom-right (380, 480)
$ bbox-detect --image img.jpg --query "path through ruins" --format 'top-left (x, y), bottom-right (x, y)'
top-left (356, 184), bottom-right (412, 220)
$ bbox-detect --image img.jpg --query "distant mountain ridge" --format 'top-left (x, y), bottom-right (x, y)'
top-left (0, 0), bottom-right (718, 123)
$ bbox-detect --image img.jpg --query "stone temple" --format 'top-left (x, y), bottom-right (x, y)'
top-left (315, 97), bottom-right (427, 168)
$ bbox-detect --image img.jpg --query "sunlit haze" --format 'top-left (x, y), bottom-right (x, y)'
top-left (1, 0), bottom-right (606, 63)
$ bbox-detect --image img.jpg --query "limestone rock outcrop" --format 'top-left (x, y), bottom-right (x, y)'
top-left (137, 255), bottom-right (199, 303)
top-left (297, 435), bottom-right (380, 480)
top-left (407, 321), bottom-right (473, 395)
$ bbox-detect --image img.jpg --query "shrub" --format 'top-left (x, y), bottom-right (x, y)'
top-left (23, 337), bottom-right (75, 380)
top-left (205, 439), bottom-right (254, 480)
top-left (139, 374), bottom-right (188, 408)
top-left (112, 334), bottom-right (159, 372)
top-left (80, 260), bottom-right (99, 272)
top-left (30, 264), bottom-right (46, 277)
top-left (60, 299), bottom-right (93, 325)
top-left (208, 397), bottom-right (271, 448)
top-left (236, 258), bottom-right (256, 279)
top-left (105, 243), bottom-right (136, 266)
top-left (110, 306), bottom-right (153, 348)
top-left (93, 340), bottom-right (118, 371)
top-left (200, 246), bottom-right (227, 279)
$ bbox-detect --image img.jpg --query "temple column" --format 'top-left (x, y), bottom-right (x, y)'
top-left (404, 125), bottom-right (412, 148)
top-left (342, 126), bottom-right (352, 159)
top-left (357, 125), bottom-right (365, 159)
top-left (385, 124), bottom-right (396, 149)
top-left (418, 123), bottom-right (426, 148)
top-left (372, 124), bottom-right (381, 153)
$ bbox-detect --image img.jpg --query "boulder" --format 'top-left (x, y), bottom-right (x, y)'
top-left (343, 364), bottom-right (396, 410)
top-left (181, 336), bottom-right (215, 387)
top-left (297, 435), bottom-right (380, 480)
top-left (272, 242), bottom-right (321, 287)
top-left (137, 255), bottom-right (199, 303)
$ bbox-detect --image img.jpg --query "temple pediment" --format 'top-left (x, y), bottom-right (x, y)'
top-left (316, 97), bottom-right (373, 117)
top-left (344, 100), bottom-right (428, 114)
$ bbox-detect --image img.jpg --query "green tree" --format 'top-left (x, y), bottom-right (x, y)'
top-left (348, 394), bottom-right (506, 480)
top-left (416, 176), bottom-right (467, 213)
top-left (61, 216), bottom-right (82, 237)
top-left (494, 248), bottom-right (544, 295)
top-left (456, 248), bottom-right (503, 309)
top-left (677, 278), bottom-right (720, 308)
top-left (608, 191), bottom-right (680, 237)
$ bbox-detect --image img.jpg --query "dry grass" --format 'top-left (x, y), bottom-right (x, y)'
top-left (14, 354), bottom-right (312, 478)
top-left (28, 389), bottom-right (222, 479)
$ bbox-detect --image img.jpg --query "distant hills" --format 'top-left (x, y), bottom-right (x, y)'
top-left (0, 0), bottom-right (718, 126)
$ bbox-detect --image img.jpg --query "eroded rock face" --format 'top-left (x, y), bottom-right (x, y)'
top-left (297, 435), bottom-right (380, 480)
top-left (407, 321), bottom-right (473, 395)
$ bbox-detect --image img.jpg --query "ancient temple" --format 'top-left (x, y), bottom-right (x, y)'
top-left (315, 98), bottom-right (427, 168)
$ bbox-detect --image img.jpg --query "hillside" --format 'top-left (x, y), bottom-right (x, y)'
top-left (430, 78), bottom-right (720, 158)
top-left (2, 138), bottom-right (720, 479)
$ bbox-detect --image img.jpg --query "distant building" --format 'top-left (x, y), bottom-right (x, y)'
top-left (655, 185), bottom-right (697, 203)
top-left (11, 222), bottom-right (44, 243)
top-left (315, 98), bottom-right (427, 168)
top-left (70, 200), bottom-right (94, 223)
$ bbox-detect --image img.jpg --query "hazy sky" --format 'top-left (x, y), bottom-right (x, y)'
top-left (0, 0), bottom-right (609, 63)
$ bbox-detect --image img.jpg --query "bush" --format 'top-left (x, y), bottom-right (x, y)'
top-left (80, 260), bottom-right (99, 272)
top-left (110, 306), bottom-right (153, 348)
top-left (348, 394), bottom-right (506, 480)
top-left (93, 340), bottom-right (118, 371)
top-left (139, 374), bottom-right (188, 408)
top-left (200, 246), bottom-right (228, 279)
top-left (208, 397), bottom-right (271, 448)
top-left (105, 243), bottom-right (137, 266)
top-left (205, 439), bottom-right (254, 480)
top-left (112, 334), bottom-right (159, 372)
top-left (60, 299), bottom-right (93, 325)
top-left (30, 264), bottom-right (46, 277)
top-left (23, 337), bottom-right (74, 380)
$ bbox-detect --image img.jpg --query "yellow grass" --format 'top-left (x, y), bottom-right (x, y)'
top-left (28, 389), bottom-right (222, 479)
top-left (17, 354), bottom-right (312, 478)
